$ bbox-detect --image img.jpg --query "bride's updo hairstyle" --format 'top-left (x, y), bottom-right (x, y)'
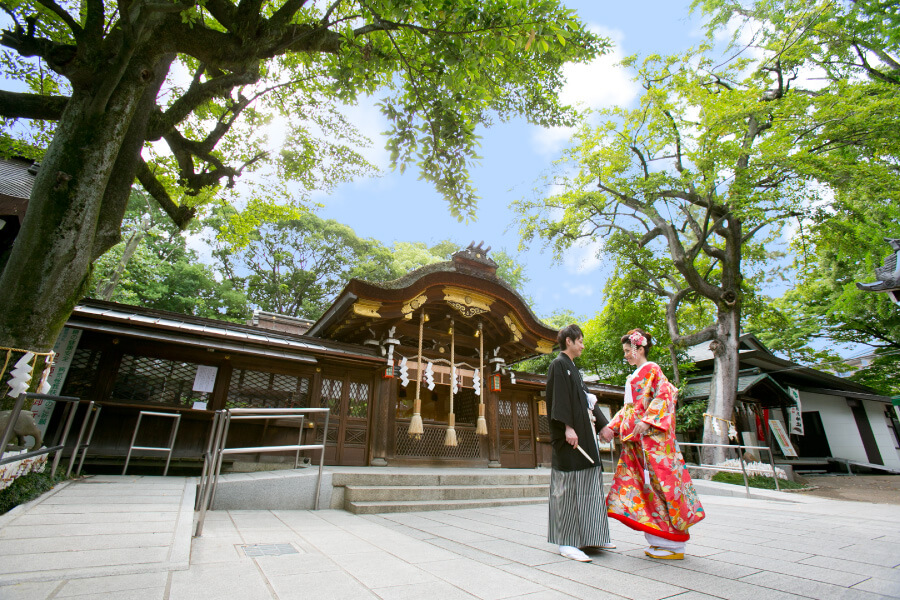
top-left (620, 328), bottom-right (653, 357)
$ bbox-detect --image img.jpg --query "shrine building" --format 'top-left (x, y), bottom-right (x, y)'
top-left (48, 244), bottom-right (623, 470)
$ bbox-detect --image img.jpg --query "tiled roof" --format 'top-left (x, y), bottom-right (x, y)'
top-left (0, 158), bottom-right (36, 200)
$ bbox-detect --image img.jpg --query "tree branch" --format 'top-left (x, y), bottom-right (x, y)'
top-left (35, 0), bottom-right (83, 40)
top-left (0, 90), bottom-right (68, 120)
top-left (136, 159), bottom-right (196, 229)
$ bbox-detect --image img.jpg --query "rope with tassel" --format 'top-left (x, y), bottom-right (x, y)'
top-left (444, 318), bottom-right (457, 446)
top-left (475, 321), bottom-right (487, 435)
top-left (407, 310), bottom-right (425, 439)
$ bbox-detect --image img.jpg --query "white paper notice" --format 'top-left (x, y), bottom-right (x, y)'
top-left (193, 365), bottom-right (218, 393)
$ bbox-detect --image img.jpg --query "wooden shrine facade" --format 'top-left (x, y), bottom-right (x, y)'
top-left (48, 245), bottom-right (623, 469)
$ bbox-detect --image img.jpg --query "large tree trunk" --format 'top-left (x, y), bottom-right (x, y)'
top-left (0, 51), bottom-right (168, 353)
top-left (701, 307), bottom-right (741, 465)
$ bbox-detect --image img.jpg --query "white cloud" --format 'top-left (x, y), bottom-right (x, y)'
top-left (531, 25), bottom-right (641, 155)
top-left (339, 97), bottom-right (390, 169)
top-left (565, 283), bottom-right (595, 297)
top-left (564, 238), bottom-right (604, 274)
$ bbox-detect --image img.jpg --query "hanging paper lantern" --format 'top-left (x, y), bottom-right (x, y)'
top-left (489, 373), bottom-right (501, 392)
top-left (383, 360), bottom-right (395, 379)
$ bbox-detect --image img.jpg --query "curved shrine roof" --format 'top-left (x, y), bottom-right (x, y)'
top-left (308, 244), bottom-right (558, 365)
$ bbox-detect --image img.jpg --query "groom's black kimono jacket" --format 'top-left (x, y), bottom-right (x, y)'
top-left (546, 353), bottom-right (607, 471)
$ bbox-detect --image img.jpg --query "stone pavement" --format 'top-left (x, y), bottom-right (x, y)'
top-left (1, 474), bottom-right (899, 600)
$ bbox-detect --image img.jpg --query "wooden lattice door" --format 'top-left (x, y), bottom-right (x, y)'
top-left (498, 391), bottom-right (536, 468)
top-left (318, 374), bottom-right (372, 466)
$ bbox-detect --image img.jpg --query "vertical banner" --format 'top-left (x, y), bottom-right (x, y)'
top-left (30, 327), bottom-right (83, 436)
top-left (787, 386), bottom-right (804, 436)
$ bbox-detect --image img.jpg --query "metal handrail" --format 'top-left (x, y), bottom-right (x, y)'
top-left (123, 410), bottom-right (182, 477)
top-left (0, 393), bottom-right (90, 478)
top-left (194, 407), bottom-right (331, 537)
top-left (677, 441), bottom-right (782, 496)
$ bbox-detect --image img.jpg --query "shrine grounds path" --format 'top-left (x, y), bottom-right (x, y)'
top-left (1, 474), bottom-right (899, 600)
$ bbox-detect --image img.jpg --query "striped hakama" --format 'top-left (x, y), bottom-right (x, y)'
top-left (548, 465), bottom-right (611, 547)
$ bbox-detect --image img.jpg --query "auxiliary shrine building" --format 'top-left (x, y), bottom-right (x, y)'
top-left (51, 244), bottom-right (623, 470)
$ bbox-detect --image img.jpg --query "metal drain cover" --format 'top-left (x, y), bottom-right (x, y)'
top-left (240, 543), bottom-right (300, 557)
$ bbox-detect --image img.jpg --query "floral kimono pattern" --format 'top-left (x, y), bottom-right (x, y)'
top-left (606, 362), bottom-right (705, 541)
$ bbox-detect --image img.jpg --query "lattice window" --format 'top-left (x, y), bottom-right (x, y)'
top-left (347, 381), bottom-right (369, 418)
top-left (454, 388), bottom-right (478, 425)
top-left (498, 399), bottom-right (513, 429)
top-left (516, 401), bottom-right (530, 422)
top-left (344, 427), bottom-right (367, 446)
top-left (538, 414), bottom-right (550, 435)
top-left (500, 438), bottom-right (515, 451)
top-left (111, 355), bottom-right (211, 408)
top-left (395, 423), bottom-right (482, 459)
top-left (325, 426), bottom-right (339, 445)
top-left (320, 379), bottom-right (343, 416)
top-left (59, 348), bottom-right (102, 400)
top-left (226, 369), bottom-right (311, 409)
top-left (519, 438), bottom-right (532, 452)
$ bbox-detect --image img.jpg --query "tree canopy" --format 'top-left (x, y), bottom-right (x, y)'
top-left (515, 0), bottom-right (900, 454)
top-left (0, 0), bottom-right (608, 353)
top-left (90, 190), bottom-right (250, 320)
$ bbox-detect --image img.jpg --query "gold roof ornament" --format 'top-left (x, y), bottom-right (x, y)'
top-left (351, 299), bottom-right (382, 318)
top-left (503, 313), bottom-right (524, 343)
top-left (443, 286), bottom-right (493, 318)
top-left (401, 293), bottom-right (428, 319)
top-left (536, 339), bottom-right (555, 354)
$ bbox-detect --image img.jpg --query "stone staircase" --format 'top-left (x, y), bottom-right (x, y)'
top-left (332, 469), bottom-right (553, 515)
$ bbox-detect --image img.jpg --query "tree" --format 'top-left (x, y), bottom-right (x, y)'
top-left (89, 191), bottom-right (250, 320)
top-left (0, 0), bottom-right (608, 355)
top-left (388, 241), bottom-right (445, 277)
top-left (389, 240), bottom-right (531, 292)
top-left (756, 189), bottom-right (900, 395)
top-left (579, 238), bottom-right (700, 388)
top-left (515, 46), bottom-right (846, 459)
top-left (694, 0), bottom-right (900, 395)
top-left (212, 207), bottom-right (394, 319)
top-left (518, 0), bottom-right (900, 458)
top-left (510, 309), bottom-right (581, 375)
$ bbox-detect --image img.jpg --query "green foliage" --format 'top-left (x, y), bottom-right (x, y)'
top-left (578, 239), bottom-right (698, 387)
top-left (1, 0), bottom-right (610, 222)
top-left (0, 468), bottom-right (68, 515)
top-left (388, 241), bottom-right (531, 292)
top-left (759, 189), bottom-right (900, 394)
top-left (212, 208), bottom-right (395, 319)
top-left (89, 193), bottom-right (251, 322)
top-left (511, 310), bottom-right (581, 374)
top-left (515, 0), bottom-right (900, 445)
top-left (676, 399), bottom-right (708, 433)
top-left (389, 242), bottom-right (446, 277)
top-left (492, 248), bottom-right (531, 294)
top-left (711, 471), bottom-right (808, 490)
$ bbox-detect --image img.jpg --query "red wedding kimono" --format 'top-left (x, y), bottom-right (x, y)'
top-left (606, 362), bottom-right (705, 541)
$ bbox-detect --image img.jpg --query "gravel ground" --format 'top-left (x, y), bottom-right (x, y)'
top-left (796, 474), bottom-right (900, 505)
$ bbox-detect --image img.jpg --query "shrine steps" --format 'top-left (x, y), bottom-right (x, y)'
top-left (333, 470), bottom-right (554, 514)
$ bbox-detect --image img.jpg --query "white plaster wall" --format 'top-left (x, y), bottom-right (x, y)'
top-left (863, 400), bottom-right (900, 470)
top-left (799, 392), bottom-right (868, 462)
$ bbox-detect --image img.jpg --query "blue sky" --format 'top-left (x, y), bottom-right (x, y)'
top-left (313, 1), bottom-right (706, 322)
